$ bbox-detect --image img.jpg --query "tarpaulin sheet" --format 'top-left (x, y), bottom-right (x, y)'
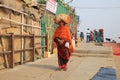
top-left (103, 43), bottom-right (120, 56)
top-left (90, 67), bottom-right (118, 80)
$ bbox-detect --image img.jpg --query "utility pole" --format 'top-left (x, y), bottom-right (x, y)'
top-left (66, 0), bottom-right (73, 4)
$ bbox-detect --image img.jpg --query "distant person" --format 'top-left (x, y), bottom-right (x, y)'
top-left (53, 14), bottom-right (74, 71)
top-left (112, 40), bottom-right (116, 43)
top-left (86, 28), bottom-right (91, 42)
top-left (118, 37), bottom-right (120, 39)
top-left (97, 29), bottom-right (104, 43)
top-left (90, 31), bottom-right (94, 42)
top-left (80, 32), bottom-right (84, 41)
top-left (93, 29), bottom-right (98, 42)
top-left (100, 29), bottom-right (104, 42)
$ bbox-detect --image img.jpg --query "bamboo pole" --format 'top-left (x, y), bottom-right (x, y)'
top-left (21, 14), bottom-right (24, 64)
top-left (32, 34), bottom-right (35, 61)
top-left (45, 33), bottom-right (48, 51)
top-left (0, 17), bottom-right (40, 29)
top-left (0, 4), bottom-right (28, 16)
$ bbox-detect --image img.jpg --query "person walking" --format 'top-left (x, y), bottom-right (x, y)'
top-left (93, 29), bottom-right (98, 42)
top-left (86, 28), bottom-right (91, 42)
top-left (80, 32), bottom-right (84, 41)
top-left (90, 31), bottom-right (94, 42)
top-left (97, 29), bottom-right (104, 43)
top-left (53, 14), bottom-right (74, 71)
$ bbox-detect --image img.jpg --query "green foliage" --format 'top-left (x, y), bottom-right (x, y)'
top-left (37, 0), bottom-right (64, 4)
top-left (37, 0), bottom-right (46, 4)
top-left (56, 0), bottom-right (64, 3)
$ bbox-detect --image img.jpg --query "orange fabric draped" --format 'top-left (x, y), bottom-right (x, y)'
top-left (53, 26), bottom-right (74, 53)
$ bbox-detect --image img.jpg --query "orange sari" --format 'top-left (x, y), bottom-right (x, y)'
top-left (53, 25), bottom-right (73, 69)
top-left (53, 26), bottom-right (74, 53)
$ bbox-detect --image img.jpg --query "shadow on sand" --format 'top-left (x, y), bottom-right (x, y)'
top-left (25, 63), bottom-right (59, 71)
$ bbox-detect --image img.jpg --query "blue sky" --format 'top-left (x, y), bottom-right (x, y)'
top-left (64, 0), bottom-right (120, 42)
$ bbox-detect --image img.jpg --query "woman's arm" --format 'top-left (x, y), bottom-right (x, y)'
top-left (54, 38), bottom-right (64, 45)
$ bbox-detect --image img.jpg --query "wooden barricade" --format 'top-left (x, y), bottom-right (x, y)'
top-left (0, 33), bottom-right (47, 69)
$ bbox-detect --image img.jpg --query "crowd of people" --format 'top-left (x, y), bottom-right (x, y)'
top-left (80, 28), bottom-right (104, 43)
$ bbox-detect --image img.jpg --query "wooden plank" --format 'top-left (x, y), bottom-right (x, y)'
top-left (11, 33), bottom-right (14, 68)
top-left (0, 37), bottom-right (9, 68)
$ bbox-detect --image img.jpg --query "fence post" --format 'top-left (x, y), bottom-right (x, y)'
top-left (32, 34), bottom-right (35, 61)
top-left (44, 33), bottom-right (51, 58)
top-left (11, 33), bottom-right (14, 68)
top-left (45, 33), bottom-right (48, 51)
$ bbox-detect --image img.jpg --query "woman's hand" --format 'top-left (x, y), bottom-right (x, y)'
top-left (57, 39), bottom-right (64, 45)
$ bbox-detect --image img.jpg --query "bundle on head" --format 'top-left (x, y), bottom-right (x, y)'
top-left (54, 14), bottom-right (70, 24)
top-left (99, 29), bottom-right (104, 32)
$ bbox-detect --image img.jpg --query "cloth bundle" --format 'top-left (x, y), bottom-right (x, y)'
top-left (65, 42), bottom-right (70, 48)
top-left (54, 14), bottom-right (70, 24)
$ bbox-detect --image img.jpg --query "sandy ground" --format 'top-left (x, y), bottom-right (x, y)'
top-left (114, 56), bottom-right (120, 80)
top-left (0, 55), bottom-right (116, 80)
top-left (0, 41), bottom-right (119, 80)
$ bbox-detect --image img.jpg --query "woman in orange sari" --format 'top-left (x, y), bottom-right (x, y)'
top-left (53, 14), bottom-right (73, 71)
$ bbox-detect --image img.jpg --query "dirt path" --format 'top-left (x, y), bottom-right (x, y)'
top-left (0, 41), bottom-right (117, 80)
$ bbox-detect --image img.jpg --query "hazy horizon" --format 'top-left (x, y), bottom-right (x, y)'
top-left (64, 0), bottom-right (120, 42)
